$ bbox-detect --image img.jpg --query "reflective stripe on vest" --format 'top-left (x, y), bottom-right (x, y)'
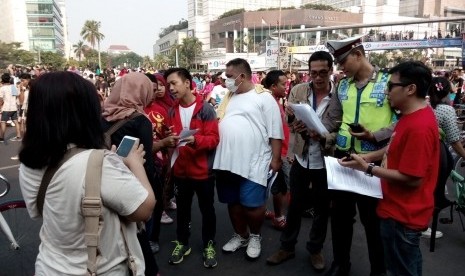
top-left (336, 71), bottom-right (394, 153)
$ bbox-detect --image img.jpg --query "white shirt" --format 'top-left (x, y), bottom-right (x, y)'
top-left (0, 84), bottom-right (18, 112)
top-left (19, 150), bottom-right (147, 276)
top-left (213, 89), bottom-right (283, 186)
top-left (180, 102), bottom-right (196, 129)
top-left (295, 93), bottom-right (331, 169)
top-left (210, 85), bottom-right (228, 105)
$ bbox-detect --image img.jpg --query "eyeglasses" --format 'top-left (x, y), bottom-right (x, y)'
top-left (309, 70), bottom-right (330, 78)
top-left (387, 81), bottom-right (411, 91)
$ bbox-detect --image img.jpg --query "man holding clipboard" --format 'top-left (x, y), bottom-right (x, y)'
top-left (266, 51), bottom-right (341, 271)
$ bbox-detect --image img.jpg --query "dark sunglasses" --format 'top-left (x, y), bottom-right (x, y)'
top-left (387, 81), bottom-right (411, 91)
top-left (309, 70), bottom-right (329, 78)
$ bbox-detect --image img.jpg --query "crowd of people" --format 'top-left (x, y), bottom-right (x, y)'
top-left (1, 35), bottom-right (464, 276)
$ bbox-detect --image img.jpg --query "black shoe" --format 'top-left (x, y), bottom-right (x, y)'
top-left (324, 262), bottom-right (351, 276)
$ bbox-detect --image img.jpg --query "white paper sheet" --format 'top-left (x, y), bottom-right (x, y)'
top-left (289, 103), bottom-right (328, 135)
top-left (170, 129), bottom-right (199, 167)
top-left (179, 129), bottom-right (199, 141)
top-left (324, 156), bottom-right (383, 199)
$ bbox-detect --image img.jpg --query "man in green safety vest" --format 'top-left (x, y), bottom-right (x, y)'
top-left (324, 35), bottom-right (395, 276)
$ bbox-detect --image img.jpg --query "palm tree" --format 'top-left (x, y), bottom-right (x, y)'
top-left (153, 54), bottom-right (170, 70)
top-left (72, 40), bottom-right (87, 61)
top-left (142, 55), bottom-right (153, 69)
top-left (80, 20), bottom-right (105, 70)
top-left (179, 37), bottom-right (203, 69)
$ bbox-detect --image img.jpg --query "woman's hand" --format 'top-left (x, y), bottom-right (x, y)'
top-left (112, 141), bottom-right (146, 169)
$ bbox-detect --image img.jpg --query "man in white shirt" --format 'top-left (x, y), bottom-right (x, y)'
top-left (207, 72), bottom-right (228, 107)
top-left (213, 58), bottom-right (283, 260)
top-left (0, 73), bottom-right (21, 142)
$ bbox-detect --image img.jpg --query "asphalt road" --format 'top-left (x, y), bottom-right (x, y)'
top-left (1, 126), bottom-right (465, 275)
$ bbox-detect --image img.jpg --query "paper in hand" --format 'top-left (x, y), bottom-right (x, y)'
top-left (289, 103), bottom-right (328, 135)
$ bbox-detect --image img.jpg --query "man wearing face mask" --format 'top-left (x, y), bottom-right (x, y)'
top-left (213, 58), bottom-right (284, 260)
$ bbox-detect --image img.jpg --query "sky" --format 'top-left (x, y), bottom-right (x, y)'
top-left (66, 0), bottom-right (188, 57)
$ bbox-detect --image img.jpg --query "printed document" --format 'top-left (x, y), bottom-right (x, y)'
top-left (288, 103), bottom-right (328, 135)
top-left (324, 156), bottom-right (383, 199)
top-left (170, 129), bottom-right (199, 167)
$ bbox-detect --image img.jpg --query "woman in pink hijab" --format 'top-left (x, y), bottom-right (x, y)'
top-left (101, 72), bottom-right (160, 275)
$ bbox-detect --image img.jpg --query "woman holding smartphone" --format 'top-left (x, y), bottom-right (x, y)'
top-left (18, 71), bottom-right (155, 275)
top-left (101, 72), bottom-right (160, 275)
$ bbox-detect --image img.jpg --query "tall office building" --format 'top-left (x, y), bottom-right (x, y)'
top-left (0, 0), bottom-right (66, 55)
top-left (399, 0), bottom-right (465, 17)
top-left (188, 0), bottom-right (301, 50)
top-left (302, 0), bottom-right (401, 24)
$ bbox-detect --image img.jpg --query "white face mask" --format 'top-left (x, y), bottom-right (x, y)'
top-left (225, 75), bottom-right (242, 93)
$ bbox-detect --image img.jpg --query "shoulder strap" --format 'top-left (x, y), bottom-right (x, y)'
top-left (104, 112), bottom-right (143, 149)
top-left (37, 147), bottom-right (86, 216)
top-left (82, 150), bottom-right (105, 276)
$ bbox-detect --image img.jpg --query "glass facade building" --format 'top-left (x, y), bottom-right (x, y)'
top-left (25, 0), bottom-right (64, 53)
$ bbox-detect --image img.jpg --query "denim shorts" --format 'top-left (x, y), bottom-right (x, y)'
top-left (216, 170), bottom-right (267, 208)
top-left (1, 111), bottom-right (18, 122)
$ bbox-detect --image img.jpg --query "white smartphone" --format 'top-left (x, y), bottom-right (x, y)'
top-left (116, 136), bottom-right (139, 157)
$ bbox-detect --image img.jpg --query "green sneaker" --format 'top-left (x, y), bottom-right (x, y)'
top-left (203, 240), bottom-right (218, 268)
top-left (169, 240), bottom-right (191, 265)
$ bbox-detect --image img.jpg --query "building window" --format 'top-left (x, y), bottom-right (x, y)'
top-left (195, 0), bottom-right (204, 16)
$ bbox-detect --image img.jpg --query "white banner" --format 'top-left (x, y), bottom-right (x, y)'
top-left (265, 40), bottom-right (279, 68)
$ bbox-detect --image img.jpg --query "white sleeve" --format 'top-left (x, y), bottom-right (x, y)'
top-left (100, 152), bottom-right (148, 216)
top-left (261, 93), bottom-right (284, 140)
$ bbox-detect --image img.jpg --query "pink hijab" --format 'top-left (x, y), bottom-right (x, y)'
top-left (103, 72), bottom-right (153, 122)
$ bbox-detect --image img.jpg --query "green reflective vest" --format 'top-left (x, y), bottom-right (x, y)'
top-left (336, 71), bottom-right (394, 153)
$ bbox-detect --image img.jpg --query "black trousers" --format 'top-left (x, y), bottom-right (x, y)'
top-left (329, 149), bottom-right (385, 274)
top-left (280, 161), bottom-right (329, 254)
top-left (174, 177), bottom-right (216, 248)
top-left (149, 176), bottom-right (164, 243)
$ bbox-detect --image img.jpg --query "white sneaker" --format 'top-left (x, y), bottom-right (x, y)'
top-left (246, 234), bottom-right (262, 259)
top-left (421, 228), bottom-right (443, 239)
top-left (160, 211), bottom-right (174, 224)
top-left (222, 233), bottom-right (249, 253)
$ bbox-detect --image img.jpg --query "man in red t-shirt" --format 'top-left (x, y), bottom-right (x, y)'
top-left (339, 61), bottom-right (439, 275)
top-left (262, 70), bottom-right (290, 230)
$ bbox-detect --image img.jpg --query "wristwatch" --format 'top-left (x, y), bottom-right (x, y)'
top-left (365, 163), bottom-right (375, 177)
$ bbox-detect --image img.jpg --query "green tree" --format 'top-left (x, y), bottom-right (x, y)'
top-left (0, 41), bottom-right (35, 68)
top-left (111, 52), bottom-right (143, 69)
top-left (368, 52), bottom-right (389, 68)
top-left (179, 37), bottom-right (203, 69)
top-left (40, 51), bottom-right (66, 70)
top-left (73, 40), bottom-right (87, 61)
top-left (153, 54), bottom-right (170, 70)
top-left (301, 4), bottom-right (344, 11)
top-left (159, 19), bottom-right (188, 38)
top-left (142, 56), bottom-right (153, 68)
top-left (80, 20), bottom-right (105, 69)
top-left (218, 9), bottom-right (245, 19)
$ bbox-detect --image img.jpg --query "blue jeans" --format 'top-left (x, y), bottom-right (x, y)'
top-left (380, 218), bottom-right (422, 276)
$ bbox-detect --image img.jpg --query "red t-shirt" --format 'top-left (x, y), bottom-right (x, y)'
top-left (277, 99), bottom-right (290, 157)
top-left (144, 102), bottom-right (170, 165)
top-left (377, 106), bottom-right (439, 230)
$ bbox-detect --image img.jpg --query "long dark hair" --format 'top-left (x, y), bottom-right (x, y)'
top-left (19, 72), bottom-right (105, 169)
top-left (429, 77), bottom-right (452, 109)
